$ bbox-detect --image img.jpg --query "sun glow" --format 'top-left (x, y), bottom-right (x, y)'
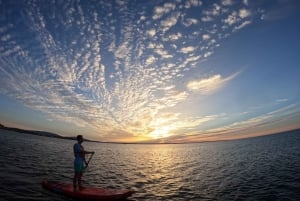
top-left (1, 0), bottom-right (299, 143)
top-left (150, 125), bottom-right (174, 139)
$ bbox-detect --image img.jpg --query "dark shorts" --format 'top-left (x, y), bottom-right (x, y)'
top-left (74, 162), bottom-right (84, 172)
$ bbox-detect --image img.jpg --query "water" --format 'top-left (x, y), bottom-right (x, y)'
top-left (1, 129), bottom-right (300, 201)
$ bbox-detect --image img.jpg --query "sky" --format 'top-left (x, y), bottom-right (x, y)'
top-left (0, 0), bottom-right (300, 143)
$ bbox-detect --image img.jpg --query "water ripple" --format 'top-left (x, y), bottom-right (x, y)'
top-left (1, 130), bottom-right (300, 200)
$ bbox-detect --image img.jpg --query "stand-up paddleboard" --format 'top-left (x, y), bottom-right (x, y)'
top-left (42, 180), bottom-right (134, 200)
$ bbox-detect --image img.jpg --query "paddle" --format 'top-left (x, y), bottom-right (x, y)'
top-left (84, 152), bottom-right (95, 171)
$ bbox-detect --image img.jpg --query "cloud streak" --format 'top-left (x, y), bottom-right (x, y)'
top-left (187, 72), bottom-right (239, 94)
top-left (158, 104), bottom-right (300, 143)
top-left (1, 0), bottom-right (288, 142)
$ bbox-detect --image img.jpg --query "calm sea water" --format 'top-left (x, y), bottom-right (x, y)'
top-left (0, 129), bottom-right (300, 201)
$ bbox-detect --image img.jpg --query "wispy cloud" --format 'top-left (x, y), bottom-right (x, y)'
top-left (187, 72), bottom-right (239, 94)
top-left (182, 17), bottom-right (198, 27)
top-left (202, 34), bottom-right (211, 40)
top-left (184, 0), bottom-right (202, 8)
top-left (207, 104), bottom-right (300, 137)
top-left (0, 0), bottom-right (268, 141)
top-left (180, 46), bottom-right (196, 54)
top-left (160, 12), bottom-right (181, 32)
top-left (239, 8), bottom-right (251, 18)
top-left (233, 20), bottom-right (251, 31)
top-left (276, 98), bottom-right (288, 103)
top-left (222, 0), bottom-right (233, 6)
top-left (160, 104), bottom-right (300, 143)
top-left (152, 2), bottom-right (176, 20)
top-left (260, 0), bottom-right (300, 21)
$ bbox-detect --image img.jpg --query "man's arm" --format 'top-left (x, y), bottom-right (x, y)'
top-left (84, 151), bottom-right (95, 154)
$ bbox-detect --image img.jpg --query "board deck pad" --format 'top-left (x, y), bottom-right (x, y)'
top-left (42, 180), bottom-right (134, 200)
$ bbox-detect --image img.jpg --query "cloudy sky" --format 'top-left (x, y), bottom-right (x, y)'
top-left (1, 0), bottom-right (300, 143)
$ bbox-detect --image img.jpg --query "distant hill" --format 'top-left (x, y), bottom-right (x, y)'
top-left (0, 123), bottom-right (64, 138)
top-left (0, 123), bottom-right (92, 141)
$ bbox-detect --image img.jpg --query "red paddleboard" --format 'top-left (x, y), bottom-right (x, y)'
top-left (42, 180), bottom-right (134, 200)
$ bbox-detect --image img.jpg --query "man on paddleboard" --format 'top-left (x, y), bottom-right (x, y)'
top-left (73, 135), bottom-right (94, 191)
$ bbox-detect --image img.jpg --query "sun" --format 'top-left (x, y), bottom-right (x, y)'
top-left (150, 125), bottom-right (173, 139)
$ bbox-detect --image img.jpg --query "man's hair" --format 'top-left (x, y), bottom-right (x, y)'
top-left (77, 135), bottom-right (83, 141)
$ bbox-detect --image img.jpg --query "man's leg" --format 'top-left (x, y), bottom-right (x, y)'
top-left (73, 173), bottom-right (77, 189)
top-left (78, 172), bottom-right (83, 190)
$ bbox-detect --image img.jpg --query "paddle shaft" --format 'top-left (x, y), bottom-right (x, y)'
top-left (84, 152), bottom-right (94, 170)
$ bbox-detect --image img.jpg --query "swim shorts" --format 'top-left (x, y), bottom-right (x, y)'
top-left (74, 161), bottom-right (84, 172)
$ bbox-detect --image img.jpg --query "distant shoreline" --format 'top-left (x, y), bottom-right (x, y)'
top-left (1, 123), bottom-right (299, 145)
top-left (0, 123), bottom-right (98, 142)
